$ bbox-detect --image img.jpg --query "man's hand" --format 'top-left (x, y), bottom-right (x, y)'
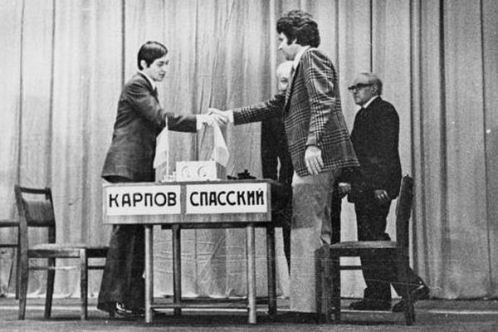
top-left (337, 182), bottom-right (351, 198)
top-left (304, 145), bottom-right (324, 175)
top-left (197, 112), bottom-right (228, 127)
top-left (374, 189), bottom-right (390, 205)
top-left (209, 108), bottom-right (232, 125)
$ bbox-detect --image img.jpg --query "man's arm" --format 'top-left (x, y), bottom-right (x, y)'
top-left (126, 80), bottom-right (165, 127)
top-left (232, 94), bottom-right (285, 125)
top-left (368, 105), bottom-right (400, 191)
top-left (301, 50), bottom-right (336, 174)
top-left (301, 50), bottom-right (335, 149)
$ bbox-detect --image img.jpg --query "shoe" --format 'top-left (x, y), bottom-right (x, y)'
top-left (279, 311), bottom-right (324, 323)
top-left (392, 283), bottom-right (430, 312)
top-left (114, 302), bottom-right (145, 319)
top-left (349, 299), bottom-right (391, 311)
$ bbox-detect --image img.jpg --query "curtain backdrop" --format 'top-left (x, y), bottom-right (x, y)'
top-left (1, 0), bottom-right (497, 300)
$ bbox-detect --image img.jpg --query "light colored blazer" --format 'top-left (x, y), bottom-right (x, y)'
top-left (233, 48), bottom-right (358, 176)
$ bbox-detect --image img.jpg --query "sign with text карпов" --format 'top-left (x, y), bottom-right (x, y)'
top-left (105, 185), bottom-right (181, 216)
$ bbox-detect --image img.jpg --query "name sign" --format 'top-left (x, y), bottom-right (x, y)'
top-left (186, 183), bottom-right (268, 214)
top-left (105, 185), bottom-right (181, 216)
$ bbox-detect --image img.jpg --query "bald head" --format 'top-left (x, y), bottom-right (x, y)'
top-left (276, 61), bottom-right (293, 93)
top-left (348, 72), bottom-right (383, 106)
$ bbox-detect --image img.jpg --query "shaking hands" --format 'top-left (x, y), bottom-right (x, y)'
top-left (197, 109), bottom-right (229, 127)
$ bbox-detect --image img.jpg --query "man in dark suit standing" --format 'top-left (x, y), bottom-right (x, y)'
top-left (340, 72), bottom-right (429, 312)
top-left (210, 10), bottom-right (358, 317)
top-left (261, 61), bottom-right (294, 269)
top-left (98, 41), bottom-right (224, 317)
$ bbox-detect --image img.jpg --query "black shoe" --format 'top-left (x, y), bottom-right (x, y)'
top-left (114, 302), bottom-right (145, 319)
top-left (392, 284), bottom-right (430, 312)
top-left (279, 311), bottom-right (324, 323)
top-left (349, 299), bottom-right (391, 311)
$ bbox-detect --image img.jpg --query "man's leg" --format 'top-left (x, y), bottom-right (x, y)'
top-left (290, 171), bottom-right (334, 313)
top-left (351, 200), bottom-right (393, 310)
top-left (97, 176), bottom-right (145, 315)
top-left (330, 183), bottom-right (342, 244)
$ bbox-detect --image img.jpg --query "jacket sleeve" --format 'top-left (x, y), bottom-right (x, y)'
top-left (232, 93), bottom-right (285, 125)
top-left (125, 80), bottom-right (197, 132)
top-left (165, 112), bottom-right (197, 132)
top-left (301, 50), bottom-right (335, 148)
top-left (125, 80), bottom-right (166, 128)
top-left (366, 106), bottom-right (400, 193)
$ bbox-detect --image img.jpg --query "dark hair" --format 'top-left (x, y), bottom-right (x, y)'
top-left (137, 41), bottom-right (168, 70)
top-left (276, 10), bottom-right (320, 47)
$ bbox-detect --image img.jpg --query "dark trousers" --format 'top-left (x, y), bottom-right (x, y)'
top-left (355, 198), bottom-right (422, 302)
top-left (261, 118), bottom-right (293, 269)
top-left (330, 182), bottom-right (342, 244)
top-left (97, 176), bottom-right (145, 312)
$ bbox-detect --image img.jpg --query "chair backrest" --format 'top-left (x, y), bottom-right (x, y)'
top-left (395, 175), bottom-right (414, 250)
top-left (14, 185), bottom-right (56, 244)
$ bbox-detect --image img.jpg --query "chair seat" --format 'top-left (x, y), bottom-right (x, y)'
top-left (0, 219), bottom-right (19, 227)
top-left (329, 240), bottom-right (398, 250)
top-left (31, 243), bottom-right (107, 250)
top-left (28, 244), bottom-right (108, 258)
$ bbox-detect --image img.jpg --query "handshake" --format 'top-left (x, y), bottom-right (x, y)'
top-left (197, 108), bottom-right (231, 127)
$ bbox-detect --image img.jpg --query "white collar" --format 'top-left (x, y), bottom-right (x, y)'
top-left (292, 46), bottom-right (310, 70)
top-left (362, 95), bottom-right (379, 109)
top-left (140, 71), bottom-right (156, 90)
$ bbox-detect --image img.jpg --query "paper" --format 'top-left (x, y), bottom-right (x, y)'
top-left (210, 123), bottom-right (229, 167)
top-left (153, 125), bottom-right (169, 169)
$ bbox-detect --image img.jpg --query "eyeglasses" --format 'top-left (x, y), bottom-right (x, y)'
top-left (348, 83), bottom-right (373, 91)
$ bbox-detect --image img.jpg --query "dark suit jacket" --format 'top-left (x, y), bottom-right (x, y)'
top-left (348, 97), bottom-right (401, 202)
top-left (233, 48), bottom-right (358, 176)
top-left (102, 72), bottom-right (197, 181)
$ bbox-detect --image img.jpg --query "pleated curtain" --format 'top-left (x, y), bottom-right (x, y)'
top-left (0, 0), bottom-right (497, 300)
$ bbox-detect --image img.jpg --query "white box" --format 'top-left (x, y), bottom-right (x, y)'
top-left (176, 161), bottom-right (226, 181)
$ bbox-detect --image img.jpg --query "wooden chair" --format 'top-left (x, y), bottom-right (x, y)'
top-left (316, 175), bottom-right (415, 325)
top-left (0, 218), bottom-right (20, 298)
top-left (14, 185), bottom-right (108, 320)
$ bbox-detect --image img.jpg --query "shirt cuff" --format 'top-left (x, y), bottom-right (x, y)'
top-left (226, 110), bottom-right (234, 123)
top-left (196, 114), bottom-right (208, 131)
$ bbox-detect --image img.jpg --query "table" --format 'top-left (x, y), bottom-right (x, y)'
top-left (102, 180), bottom-right (276, 324)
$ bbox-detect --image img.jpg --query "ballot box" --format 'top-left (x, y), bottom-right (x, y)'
top-left (102, 180), bottom-right (276, 324)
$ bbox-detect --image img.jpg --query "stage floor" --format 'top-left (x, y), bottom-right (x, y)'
top-left (0, 296), bottom-right (497, 331)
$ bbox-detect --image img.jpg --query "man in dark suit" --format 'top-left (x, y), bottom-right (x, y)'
top-left (210, 10), bottom-right (358, 316)
top-left (98, 41), bottom-right (224, 317)
top-left (339, 72), bottom-right (429, 312)
top-left (261, 61), bottom-right (294, 269)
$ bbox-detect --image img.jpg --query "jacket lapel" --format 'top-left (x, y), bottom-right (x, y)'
top-left (284, 64), bottom-right (299, 112)
top-left (137, 72), bottom-right (158, 101)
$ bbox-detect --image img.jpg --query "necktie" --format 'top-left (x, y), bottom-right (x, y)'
top-left (359, 107), bottom-right (367, 119)
top-left (151, 88), bottom-right (158, 98)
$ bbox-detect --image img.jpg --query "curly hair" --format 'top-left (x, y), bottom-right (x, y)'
top-left (137, 41), bottom-right (168, 70)
top-left (276, 10), bottom-right (320, 47)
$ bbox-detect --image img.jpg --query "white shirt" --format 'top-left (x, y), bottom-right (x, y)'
top-left (140, 70), bottom-right (156, 91)
top-left (361, 95), bottom-right (379, 109)
top-left (293, 46), bottom-right (311, 71)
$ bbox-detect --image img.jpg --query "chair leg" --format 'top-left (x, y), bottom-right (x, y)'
top-left (80, 249), bottom-right (88, 320)
top-left (315, 247), bottom-right (324, 323)
top-left (45, 258), bottom-right (55, 319)
top-left (324, 248), bottom-right (334, 323)
top-left (396, 252), bottom-right (414, 325)
top-left (15, 232), bottom-right (21, 300)
top-left (18, 255), bottom-right (29, 320)
top-left (331, 255), bottom-right (341, 323)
